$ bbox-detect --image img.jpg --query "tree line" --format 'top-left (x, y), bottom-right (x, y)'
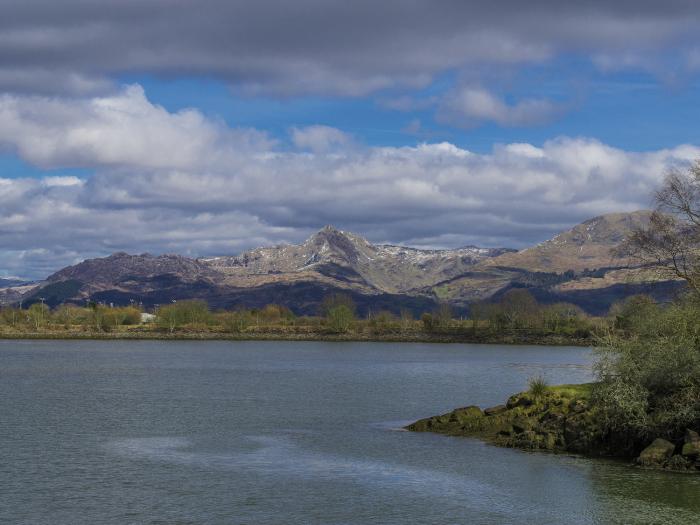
top-left (0, 288), bottom-right (611, 339)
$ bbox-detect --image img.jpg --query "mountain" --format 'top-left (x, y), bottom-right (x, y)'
top-left (480, 211), bottom-right (653, 273)
top-left (204, 225), bottom-right (513, 293)
top-left (10, 211), bottom-right (684, 315)
top-left (426, 211), bottom-right (661, 307)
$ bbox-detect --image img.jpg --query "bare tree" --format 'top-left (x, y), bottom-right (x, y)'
top-left (622, 161), bottom-right (700, 294)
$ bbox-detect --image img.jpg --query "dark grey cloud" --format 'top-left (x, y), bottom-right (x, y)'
top-left (1, 1), bottom-right (700, 95)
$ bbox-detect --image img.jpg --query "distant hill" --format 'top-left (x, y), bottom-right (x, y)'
top-left (10, 211), bottom-right (684, 315)
top-left (0, 278), bottom-right (28, 288)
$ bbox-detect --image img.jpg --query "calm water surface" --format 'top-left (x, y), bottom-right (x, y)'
top-left (1, 340), bottom-right (698, 524)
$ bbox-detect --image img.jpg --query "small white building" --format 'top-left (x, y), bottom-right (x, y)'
top-left (140, 312), bottom-right (157, 323)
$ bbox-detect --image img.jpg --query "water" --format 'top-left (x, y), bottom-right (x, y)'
top-left (1, 340), bottom-right (698, 524)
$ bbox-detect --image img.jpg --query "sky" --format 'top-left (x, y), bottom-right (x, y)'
top-left (1, 0), bottom-right (700, 279)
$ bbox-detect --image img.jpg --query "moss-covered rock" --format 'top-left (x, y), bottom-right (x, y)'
top-left (407, 384), bottom-right (604, 455)
top-left (637, 438), bottom-right (676, 467)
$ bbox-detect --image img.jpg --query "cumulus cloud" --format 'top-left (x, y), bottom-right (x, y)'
top-left (0, 85), bottom-right (272, 170)
top-left (0, 85), bottom-right (697, 278)
top-left (0, 1), bottom-right (699, 96)
top-left (437, 86), bottom-right (567, 127)
top-left (290, 125), bottom-right (353, 152)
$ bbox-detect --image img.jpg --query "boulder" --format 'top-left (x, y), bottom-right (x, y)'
top-left (506, 393), bottom-right (533, 409)
top-left (638, 438), bottom-right (675, 467)
top-left (484, 405), bottom-right (507, 416)
top-left (681, 429), bottom-right (700, 458)
top-left (450, 406), bottom-right (483, 421)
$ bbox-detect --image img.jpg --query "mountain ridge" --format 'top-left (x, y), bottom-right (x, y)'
top-left (9, 210), bottom-right (683, 315)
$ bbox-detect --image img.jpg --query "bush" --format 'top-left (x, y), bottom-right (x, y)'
top-left (609, 294), bottom-right (658, 332)
top-left (593, 297), bottom-right (700, 443)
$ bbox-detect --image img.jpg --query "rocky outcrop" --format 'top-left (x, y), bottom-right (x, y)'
top-left (407, 384), bottom-right (700, 472)
top-left (407, 384), bottom-right (607, 455)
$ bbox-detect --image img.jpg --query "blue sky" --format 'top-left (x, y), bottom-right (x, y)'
top-left (121, 66), bottom-right (700, 153)
top-left (3, 65), bottom-right (695, 181)
top-left (1, 1), bottom-right (700, 278)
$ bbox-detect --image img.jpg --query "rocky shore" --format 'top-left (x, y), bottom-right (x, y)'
top-left (406, 384), bottom-right (700, 472)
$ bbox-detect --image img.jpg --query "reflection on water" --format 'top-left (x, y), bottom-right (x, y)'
top-left (588, 460), bottom-right (700, 524)
top-left (1, 340), bottom-right (698, 525)
top-left (108, 435), bottom-right (501, 501)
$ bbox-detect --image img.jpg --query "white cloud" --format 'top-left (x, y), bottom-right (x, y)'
top-left (437, 86), bottom-right (566, 127)
top-left (0, 85), bottom-right (697, 279)
top-left (41, 176), bottom-right (84, 187)
top-left (290, 125), bottom-right (353, 152)
top-left (0, 85), bottom-right (272, 170)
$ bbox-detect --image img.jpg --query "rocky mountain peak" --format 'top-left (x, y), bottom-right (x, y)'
top-left (303, 226), bottom-right (369, 265)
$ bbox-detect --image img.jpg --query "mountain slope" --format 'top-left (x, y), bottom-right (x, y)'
top-left (481, 211), bottom-right (652, 273)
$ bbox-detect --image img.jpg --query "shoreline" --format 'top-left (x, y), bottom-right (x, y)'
top-left (0, 330), bottom-right (593, 345)
top-left (406, 384), bottom-right (700, 473)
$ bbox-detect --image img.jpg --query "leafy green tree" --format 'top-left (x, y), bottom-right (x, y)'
top-left (609, 294), bottom-right (658, 331)
top-left (327, 305), bottom-right (354, 333)
top-left (0, 307), bottom-right (20, 328)
top-left (90, 305), bottom-right (112, 332)
top-left (157, 300), bottom-right (211, 333)
top-left (27, 303), bottom-right (49, 330)
top-left (542, 302), bottom-right (586, 333)
top-left (54, 304), bottom-right (81, 328)
top-left (321, 294), bottom-right (356, 333)
top-left (593, 299), bottom-right (700, 447)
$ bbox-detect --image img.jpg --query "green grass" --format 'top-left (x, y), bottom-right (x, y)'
top-left (528, 375), bottom-right (549, 399)
top-left (546, 383), bottom-right (593, 399)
